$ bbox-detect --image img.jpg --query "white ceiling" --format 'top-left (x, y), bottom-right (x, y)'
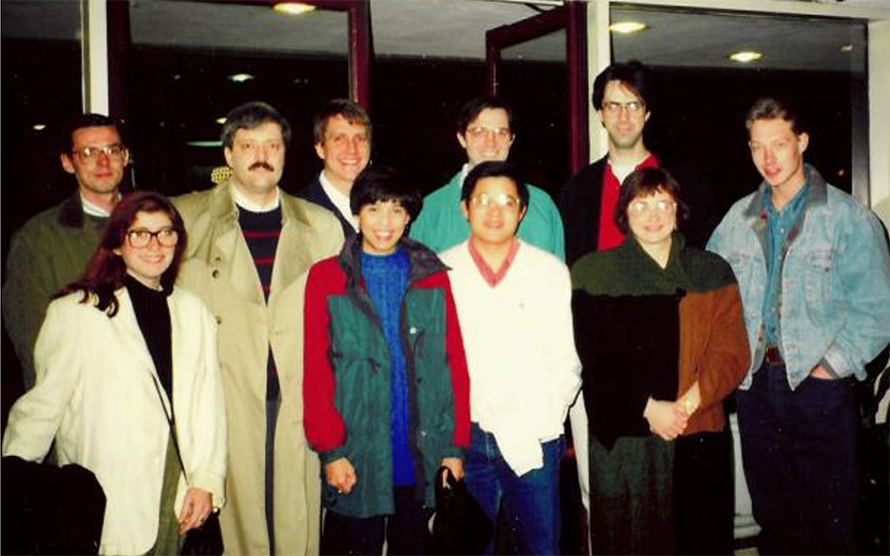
top-left (0, 0), bottom-right (883, 71)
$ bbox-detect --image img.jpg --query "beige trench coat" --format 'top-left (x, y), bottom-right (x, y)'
top-left (174, 180), bottom-right (343, 555)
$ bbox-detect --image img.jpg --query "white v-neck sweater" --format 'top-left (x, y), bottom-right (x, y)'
top-left (441, 240), bottom-right (581, 475)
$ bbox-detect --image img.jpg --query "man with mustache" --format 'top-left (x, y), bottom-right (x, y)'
top-left (297, 99), bottom-right (371, 240)
top-left (3, 113), bottom-right (129, 391)
top-left (174, 101), bottom-right (343, 555)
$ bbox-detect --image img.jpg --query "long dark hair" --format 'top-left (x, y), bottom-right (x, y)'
top-left (59, 191), bottom-right (188, 316)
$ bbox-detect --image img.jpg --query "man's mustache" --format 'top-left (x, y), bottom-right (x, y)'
top-left (249, 162), bottom-right (275, 172)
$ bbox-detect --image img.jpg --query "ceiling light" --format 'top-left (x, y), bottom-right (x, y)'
top-left (729, 51), bottom-right (763, 63)
top-left (273, 3), bottom-right (316, 16)
top-left (228, 73), bottom-right (254, 83)
top-left (609, 21), bottom-right (647, 34)
top-left (32, 124), bottom-right (47, 131)
top-left (840, 44), bottom-right (853, 53)
top-left (216, 117), bottom-right (227, 125)
top-left (186, 140), bottom-right (224, 148)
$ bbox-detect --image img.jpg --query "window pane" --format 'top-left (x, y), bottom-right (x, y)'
top-left (2, 0), bottom-right (82, 230)
top-left (610, 6), bottom-right (867, 234)
top-left (127, 0), bottom-right (349, 196)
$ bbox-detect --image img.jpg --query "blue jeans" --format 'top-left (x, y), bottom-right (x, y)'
top-left (464, 423), bottom-right (564, 555)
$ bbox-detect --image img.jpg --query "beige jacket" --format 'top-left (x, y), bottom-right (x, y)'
top-left (173, 180), bottom-right (343, 555)
top-left (2, 288), bottom-right (227, 555)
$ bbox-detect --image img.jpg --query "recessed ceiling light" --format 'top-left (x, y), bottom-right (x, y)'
top-left (228, 73), bottom-right (254, 83)
top-left (840, 44), bottom-right (853, 53)
top-left (32, 124), bottom-right (47, 131)
top-left (729, 51), bottom-right (763, 63)
top-left (609, 21), bottom-right (648, 34)
top-left (216, 117), bottom-right (227, 125)
top-left (273, 3), bottom-right (316, 16)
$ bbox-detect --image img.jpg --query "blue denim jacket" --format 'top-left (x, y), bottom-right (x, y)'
top-left (707, 165), bottom-right (890, 390)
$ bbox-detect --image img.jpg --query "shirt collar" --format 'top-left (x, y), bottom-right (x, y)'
top-left (80, 192), bottom-right (119, 217)
top-left (319, 171), bottom-right (359, 231)
top-left (232, 184), bottom-right (280, 213)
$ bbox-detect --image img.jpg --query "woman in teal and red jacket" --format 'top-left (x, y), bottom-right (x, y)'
top-left (303, 167), bottom-right (470, 555)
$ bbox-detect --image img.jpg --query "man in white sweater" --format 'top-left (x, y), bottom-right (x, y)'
top-left (440, 161), bottom-right (581, 555)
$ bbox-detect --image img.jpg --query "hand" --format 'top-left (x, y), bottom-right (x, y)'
top-left (441, 457), bottom-right (464, 487)
top-left (809, 365), bottom-right (834, 380)
top-left (677, 382), bottom-right (701, 415)
top-left (178, 487), bottom-right (214, 535)
top-left (643, 397), bottom-right (689, 441)
top-left (325, 457), bottom-right (357, 495)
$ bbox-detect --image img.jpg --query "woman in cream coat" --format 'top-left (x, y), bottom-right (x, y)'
top-left (3, 191), bottom-right (227, 555)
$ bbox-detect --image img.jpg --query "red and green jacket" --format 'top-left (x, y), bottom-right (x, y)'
top-left (303, 236), bottom-right (471, 518)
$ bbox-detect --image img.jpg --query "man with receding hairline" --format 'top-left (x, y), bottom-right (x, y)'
top-left (174, 101), bottom-right (343, 556)
top-left (3, 113), bottom-right (130, 390)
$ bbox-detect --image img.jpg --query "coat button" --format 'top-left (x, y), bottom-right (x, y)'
top-left (216, 316), bottom-right (222, 324)
top-left (212, 269), bottom-right (220, 278)
top-left (409, 326), bottom-right (417, 334)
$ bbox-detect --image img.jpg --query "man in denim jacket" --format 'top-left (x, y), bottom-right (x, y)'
top-left (708, 97), bottom-right (890, 555)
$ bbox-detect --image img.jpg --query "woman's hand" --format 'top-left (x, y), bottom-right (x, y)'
top-left (325, 457), bottom-right (357, 494)
top-left (643, 397), bottom-right (689, 441)
top-left (178, 487), bottom-right (214, 535)
top-left (441, 457), bottom-right (464, 487)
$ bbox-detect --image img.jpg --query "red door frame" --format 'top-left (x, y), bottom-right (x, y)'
top-left (485, 3), bottom-right (589, 174)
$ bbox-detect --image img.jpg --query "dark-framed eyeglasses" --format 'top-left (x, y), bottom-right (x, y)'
top-left (126, 227), bottom-right (179, 248)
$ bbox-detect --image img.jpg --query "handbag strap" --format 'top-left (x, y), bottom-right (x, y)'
top-left (149, 374), bottom-right (190, 486)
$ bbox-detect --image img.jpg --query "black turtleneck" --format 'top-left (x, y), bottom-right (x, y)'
top-left (125, 275), bottom-right (174, 402)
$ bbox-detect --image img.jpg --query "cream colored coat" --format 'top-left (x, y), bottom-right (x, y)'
top-left (173, 181), bottom-right (343, 556)
top-left (2, 287), bottom-right (227, 556)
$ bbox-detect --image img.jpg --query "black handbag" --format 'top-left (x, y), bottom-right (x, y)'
top-left (427, 466), bottom-right (492, 555)
top-left (179, 510), bottom-right (223, 556)
top-left (2, 455), bottom-right (106, 555)
top-left (150, 376), bottom-right (224, 556)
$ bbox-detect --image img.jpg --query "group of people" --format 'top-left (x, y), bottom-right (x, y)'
top-left (2, 60), bottom-right (888, 556)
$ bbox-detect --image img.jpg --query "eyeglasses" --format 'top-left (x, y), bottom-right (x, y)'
top-left (628, 199), bottom-right (677, 215)
top-left (469, 192), bottom-right (522, 210)
top-left (126, 227), bottom-right (179, 248)
top-left (465, 126), bottom-right (513, 141)
top-left (72, 144), bottom-right (127, 161)
top-left (602, 101), bottom-right (646, 115)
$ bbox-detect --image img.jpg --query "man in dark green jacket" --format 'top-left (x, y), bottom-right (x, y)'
top-left (3, 113), bottom-right (129, 389)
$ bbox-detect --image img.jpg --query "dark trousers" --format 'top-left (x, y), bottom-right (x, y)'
top-left (320, 486), bottom-right (431, 556)
top-left (674, 429), bottom-right (735, 555)
top-left (737, 362), bottom-right (858, 555)
top-left (589, 435), bottom-right (674, 555)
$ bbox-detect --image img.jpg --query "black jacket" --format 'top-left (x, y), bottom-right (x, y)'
top-left (296, 174), bottom-right (357, 241)
top-left (559, 155), bottom-right (715, 266)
